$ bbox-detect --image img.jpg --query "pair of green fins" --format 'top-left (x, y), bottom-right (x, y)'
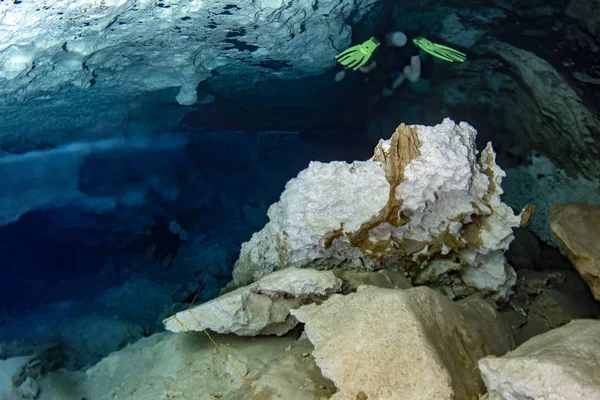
top-left (336, 36), bottom-right (467, 70)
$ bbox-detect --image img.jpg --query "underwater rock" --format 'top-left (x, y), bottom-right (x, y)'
top-left (479, 319), bottom-right (600, 400)
top-left (0, 343), bottom-right (61, 400)
top-left (340, 269), bottom-right (413, 292)
top-left (232, 119), bottom-right (527, 302)
top-left (516, 288), bottom-right (591, 344)
top-left (9, 343), bottom-right (62, 398)
top-left (550, 203), bottom-right (600, 301)
top-left (515, 270), bottom-right (566, 297)
top-left (163, 268), bottom-right (342, 336)
top-left (507, 261), bottom-right (600, 345)
top-left (17, 376), bottom-right (39, 399)
top-left (291, 286), bottom-right (514, 400)
top-left (36, 331), bottom-right (333, 400)
top-left (0, 356), bottom-right (30, 400)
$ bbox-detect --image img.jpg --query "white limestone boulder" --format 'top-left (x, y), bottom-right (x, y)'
top-left (291, 286), bottom-right (514, 400)
top-left (163, 268), bottom-right (341, 336)
top-left (232, 119), bottom-right (530, 301)
top-left (479, 319), bottom-right (600, 400)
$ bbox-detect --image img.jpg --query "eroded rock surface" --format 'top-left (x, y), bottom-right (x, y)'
top-left (232, 119), bottom-right (527, 301)
top-left (291, 286), bottom-right (514, 400)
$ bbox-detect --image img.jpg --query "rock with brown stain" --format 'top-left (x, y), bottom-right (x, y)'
top-left (231, 119), bottom-right (527, 301)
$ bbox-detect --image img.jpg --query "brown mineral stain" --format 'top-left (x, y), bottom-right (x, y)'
top-left (346, 124), bottom-right (421, 254)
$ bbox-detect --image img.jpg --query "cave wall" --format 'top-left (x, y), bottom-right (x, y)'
top-left (0, 0), bottom-right (378, 152)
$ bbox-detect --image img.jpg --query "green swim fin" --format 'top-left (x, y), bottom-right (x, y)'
top-left (413, 37), bottom-right (467, 63)
top-left (335, 37), bottom-right (380, 70)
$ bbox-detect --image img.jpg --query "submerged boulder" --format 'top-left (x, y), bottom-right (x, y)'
top-left (231, 119), bottom-right (529, 301)
top-left (291, 286), bottom-right (514, 400)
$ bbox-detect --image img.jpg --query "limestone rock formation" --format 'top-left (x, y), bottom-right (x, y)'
top-left (291, 286), bottom-right (514, 400)
top-left (232, 119), bottom-right (527, 301)
top-left (550, 203), bottom-right (600, 301)
top-left (163, 268), bottom-right (341, 336)
top-left (479, 319), bottom-right (600, 400)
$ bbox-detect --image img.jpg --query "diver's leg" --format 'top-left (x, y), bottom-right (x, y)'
top-left (390, 74), bottom-right (406, 91)
top-left (403, 55), bottom-right (422, 83)
top-left (334, 68), bottom-right (347, 82)
top-left (359, 61), bottom-right (378, 74)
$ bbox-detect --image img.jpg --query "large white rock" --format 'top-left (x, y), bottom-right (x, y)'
top-left (291, 286), bottom-right (514, 400)
top-left (479, 319), bottom-right (600, 400)
top-left (232, 119), bottom-right (528, 301)
top-left (163, 267), bottom-right (342, 336)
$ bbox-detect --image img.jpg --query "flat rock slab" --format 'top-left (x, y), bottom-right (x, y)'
top-left (164, 268), bottom-right (341, 336)
top-left (480, 319), bottom-right (600, 400)
top-left (550, 203), bottom-right (600, 300)
top-left (34, 331), bottom-right (333, 400)
top-left (291, 286), bottom-right (513, 400)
